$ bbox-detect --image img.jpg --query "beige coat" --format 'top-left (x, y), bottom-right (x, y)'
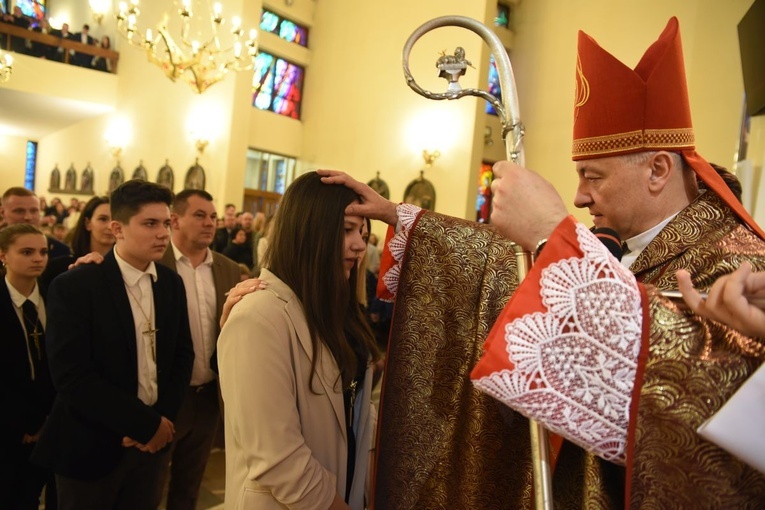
top-left (218, 269), bottom-right (375, 510)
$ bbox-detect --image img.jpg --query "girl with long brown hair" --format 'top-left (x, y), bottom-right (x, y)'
top-left (218, 171), bottom-right (380, 510)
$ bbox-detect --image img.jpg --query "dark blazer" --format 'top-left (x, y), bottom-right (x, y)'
top-left (46, 235), bottom-right (71, 259)
top-left (0, 281), bottom-right (55, 460)
top-left (222, 242), bottom-right (253, 270)
top-left (71, 32), bottom-right (95, 67)
top-left (158, 246), bottom-right (241, 372)
top-left (49, 28), bottom-right (75, 63)
top-left (212, 227), bottom-right (232, 253)
top-left (31, 250), bottom-right (194, 479)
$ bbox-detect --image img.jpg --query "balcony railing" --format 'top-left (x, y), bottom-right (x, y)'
top-left (0, 23), bottom-right (120, 72)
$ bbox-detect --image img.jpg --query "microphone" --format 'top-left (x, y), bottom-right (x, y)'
top-left (591, 227), bottom-right (623, 261)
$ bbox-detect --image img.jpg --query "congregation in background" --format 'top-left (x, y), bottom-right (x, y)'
top-left (0, 181), bottom-right (387, 509)
top-left (1, 5), bottom-right (114, 72)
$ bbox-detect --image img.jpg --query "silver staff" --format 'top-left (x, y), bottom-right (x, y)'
top-left (402, 15), bottom-right (553, 510)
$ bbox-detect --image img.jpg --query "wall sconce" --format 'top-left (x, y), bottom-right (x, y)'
top-left (422, 150), bottom-right (441, 168)
top-left (108, 144), bottom-right (123, 162)
top-left (187, 101), bottom-right (221, 156)
top-left (89, 0), bottom-right (109, 25)
top-left (195, 138), bottom-right (209, 155)
top-left (0, 51), bottom-right (13, 83)
top-left (104, 118), bottom-right (131, 164)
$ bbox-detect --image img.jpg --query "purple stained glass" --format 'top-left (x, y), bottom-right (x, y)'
top-left (16, 0), bottom-right (45, 19)
top-left (486, 55), bottom-right (501, 116)
top-left (252, 51), bottom-right (303, 119)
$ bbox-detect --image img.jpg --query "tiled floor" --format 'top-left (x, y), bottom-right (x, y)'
top-left (159, 448), bottom-right (226, 510)
top-left (195, 449), bottom-right (226, 509)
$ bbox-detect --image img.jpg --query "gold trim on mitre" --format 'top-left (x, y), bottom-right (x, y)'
top-left (575, 55), bottom-right (590, 110)
top-left (572, 127), bottom-right (695, 158)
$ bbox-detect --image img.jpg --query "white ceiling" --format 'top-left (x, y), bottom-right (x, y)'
top-left (0, 87), bottom-right (114, 139)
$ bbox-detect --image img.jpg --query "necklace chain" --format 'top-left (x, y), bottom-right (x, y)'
top-left (125, 282), bottom-right (158, 362)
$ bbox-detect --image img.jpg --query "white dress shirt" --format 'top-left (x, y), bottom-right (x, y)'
top-left (114, 248), bottom-right (159, 406)
top-left (6, 277), bottom-right (46, 380)
top-left (171, 242), bottom-right (217, 386)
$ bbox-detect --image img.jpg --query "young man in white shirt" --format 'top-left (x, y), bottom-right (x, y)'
top-left (32, 180), bottom-right (194, 509)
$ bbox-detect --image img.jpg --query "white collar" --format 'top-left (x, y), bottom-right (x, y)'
top-left (5, 276), bottom-right (41, 309)
top-left (114, 247), bottom-right (158, 286)
top-left (171, 240), bottom-right (213, 266)
top-left (623, 213), bottom-right (679, 255)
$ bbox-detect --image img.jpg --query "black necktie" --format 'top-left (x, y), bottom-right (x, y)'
top-left (21, 299), bottom-right (44, 363)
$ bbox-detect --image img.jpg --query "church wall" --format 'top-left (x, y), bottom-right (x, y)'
top-left (511, 0), bottom-right (755, 224)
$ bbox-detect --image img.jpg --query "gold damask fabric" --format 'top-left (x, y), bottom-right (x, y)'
top-left (556, 191), bottom-right (765, 509)
top-left (372, 212), bottom-right (535, 510)
top-left (627, 191), bottom-right (765, 508)
top-left (375, 191), bottom-right (765, 509)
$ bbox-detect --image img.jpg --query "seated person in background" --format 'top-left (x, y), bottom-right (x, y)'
top-left (49, 22), bottom-right (75, 63)
top-left (31, 18), bottom-right (55, 60)
top-left (212, 212), bottom-right (236, 253)
top-left (91, 35), bottom-right (112, 72)
top-left (222, 226), bottom-right (253, 270)
top-left (3, 6), bottom-right (32, 55)
top-left (71, 24), bottom-right (94, 67)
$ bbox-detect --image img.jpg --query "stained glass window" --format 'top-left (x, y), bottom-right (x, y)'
top-left (253, 51), bottom-right (304, 119)
top-left (486, 55), bottom-right (502, 116)
top-left (25, 141), bottom-right (38, 190)
top-left (17, 0), bottom-right (46, 20)
top-left (495, 4), bottom-right (510, 28)
top-left (259, 9), bottom-right (308, 47)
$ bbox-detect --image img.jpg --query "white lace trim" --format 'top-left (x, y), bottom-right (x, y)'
top-left (380, 204), bottom-right (422, 300)
top-left (474, 223), bottom-right (642, 464)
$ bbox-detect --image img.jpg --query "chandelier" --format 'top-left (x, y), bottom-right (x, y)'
top-left (0, 51), bottom-right (12, 83)
top-left (116, 0), bottom-right (259, 94)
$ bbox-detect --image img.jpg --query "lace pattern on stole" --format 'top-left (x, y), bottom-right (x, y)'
top-left (473, 223), bottom-right (642, 464)
top-left (380, 203), bottom-right (422, 299)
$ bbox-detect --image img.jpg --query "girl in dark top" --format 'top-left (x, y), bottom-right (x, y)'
top-left (222, 226), bottom-right (254, 269)
top-left (0, 224), bottom-right (56, 509)
top-left (39, 196), bottom-right (113, 294)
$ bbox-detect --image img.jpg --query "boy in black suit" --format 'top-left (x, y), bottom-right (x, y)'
top-left (32, 180), bottom-right (194, 509)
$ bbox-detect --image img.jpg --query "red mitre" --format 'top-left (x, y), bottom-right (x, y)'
top-left (572, 17), bottom-right (765, 239)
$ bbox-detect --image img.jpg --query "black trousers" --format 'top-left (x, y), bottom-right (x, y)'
top-left (56, 447), bottom-right (169, 510)
top-left (154, 382), bottom-right (221, 510)
top-left (0, 442), bottom-right (55, 510)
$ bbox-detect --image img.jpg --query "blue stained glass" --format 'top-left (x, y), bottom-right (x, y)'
top-left (486, 55), bottom-right (502, 116)
top-left (259, 9), bottom-right (308, 47)
top-left (24, 141), bottom-right (38, 190)
top-left (260, 11), bottom-right (279, 32)
top-left (279, 20), bottom-right (297, 42)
